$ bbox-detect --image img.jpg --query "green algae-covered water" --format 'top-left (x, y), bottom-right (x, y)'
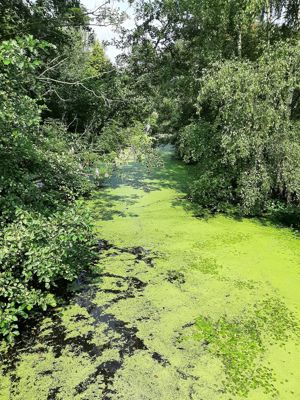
top-left (1, 147), bottom-right (300, 399)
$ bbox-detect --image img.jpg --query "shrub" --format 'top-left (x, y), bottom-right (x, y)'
top-left (0, 37), bottom-right (93, 223)
top-left (179, 121), bottom-right (215, 163)
top-left (0, 207), bottom-right (96, 342)
top-left (189, 172), bottom-right (234, 212)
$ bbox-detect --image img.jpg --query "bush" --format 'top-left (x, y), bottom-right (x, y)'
top-left (0, 207), bottom-right (96, 342)
top-left (0, 118), bottom-right (94, 222)
top-left (0, 37), bottom-right (94, 223)
top-left (189, 172), bottom-right (234, 211)
top-left (0, 36), bottom-right (100, 344)
top-left (179, 121), bottom-right (215, 163)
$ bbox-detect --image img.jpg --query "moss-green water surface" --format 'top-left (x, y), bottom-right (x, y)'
top-left (1, 148), bottom-right (300, 399)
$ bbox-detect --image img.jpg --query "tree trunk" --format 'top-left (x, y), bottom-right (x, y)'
top-left (237, 30), bottom-right (242, 58)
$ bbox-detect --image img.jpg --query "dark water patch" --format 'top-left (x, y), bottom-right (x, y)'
top-left (101, 272), bottom-right (127, 279)
top-left (176, 368), bottom-right (199, 382)
top-left (75, 269), bottom-right (103, 286)
top-left (73, 290), bottom-right (149, 397)
top-left (1, 309), bottom-right (67, 374)
top-left (12, 314), bottom-right (101, 364)
top-left (101, 289), bottom-right (125, 295)
top-left (69, 242), bottom-right (165, 397)
top-left (77, 303), bottom-right (165, 390)
top-left (136, 316), bottom-right (150, 321)
top-left (3, 270), bottom-right (151, 397)
top-left (202, 339), bottom-right (210, 348)
top-left (41, 314), bottom-right (68, 359)
top-left (130, 246), bottom-right (149, 256)
top-left (74, 314), bottom-right (90, 322)
top-left (176, 322), bottom-right (195, 351)
top-left (152, 352), bottom-right (170, 367)
top-left (97, 240), bottom-right (157, 268)
top-left (166, 270), bottom-right (186, 285)
top-left (98, 239), bottom-right (113, 252)
top-left (94, 274), bottom-right (147, 294)
top-left (76, 359), bottom-right (122, 398)
top-left (128, 277), bottom-right (148, 291)
top-left (182, 322), bottom-right (194, 329)
top-left (40, 370), bottom-right (53, 377)
top-left (40, 314), bottom-right (113, 360)
top-left (70, 337), bottom-right (112, 360)
top-left (47, 387), bottom-right (60, 400)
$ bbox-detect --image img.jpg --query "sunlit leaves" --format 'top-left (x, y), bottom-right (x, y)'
top-left (180, 41), bottom-right (300, 214)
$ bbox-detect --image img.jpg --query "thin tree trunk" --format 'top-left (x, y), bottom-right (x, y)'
top-left (237, 30), bottom-right (242, 58)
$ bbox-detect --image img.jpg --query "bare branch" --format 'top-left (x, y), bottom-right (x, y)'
top-left (38, 76), bottom-right (110, 104)
top-left (67, 116), bottom-right (78, 129)
top-left (39, 57), bottom-right (67, 77)
top-left (42, 88), bottom-right (68, 102)
top-left (83, 1), bottom-right (110, 16)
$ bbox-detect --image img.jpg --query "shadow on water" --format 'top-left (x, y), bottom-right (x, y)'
top-left (88, 146), bottom-right (199, 222)
top-left (106, 147), bottom-right (196, 194)
top-left (93, 145), bottom-right (300, 235)
top-left (176, 198), bottom-right (300, 235)
top-left (91, 146), bottom-right (260, 229)
top-left (91, 192), bottom-right (141, 220)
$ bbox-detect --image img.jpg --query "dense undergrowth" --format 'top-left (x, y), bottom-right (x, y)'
top-left (0, 35), bottom-right (98, 342)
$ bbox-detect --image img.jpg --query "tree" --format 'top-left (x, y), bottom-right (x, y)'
top-left (179, 41), bottom-right (300, 214)
top-left (0, 0), bottom-right (90, 49)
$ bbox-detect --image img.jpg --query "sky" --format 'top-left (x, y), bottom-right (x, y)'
top-left (80, 0), bottom-right (135, 61)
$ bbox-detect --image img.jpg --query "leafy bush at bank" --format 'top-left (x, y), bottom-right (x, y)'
top-left (0, 36), bottom-right (98, 341)
top-left (179, 41), bottom-right (300, 215)
top-left (0, 207), bottom-right (96, 342)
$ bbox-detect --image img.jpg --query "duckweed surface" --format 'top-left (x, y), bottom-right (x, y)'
top-left (1, 147), bottom-right (300, 399)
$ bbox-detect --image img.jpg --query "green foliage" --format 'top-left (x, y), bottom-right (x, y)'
top-left (0, 0), bottom-right (89, 50)
top-left (188, 173), bottom-right (234, 212)
top-left (0, 207), bottom-right (95, 343)
top-left (122, 0), bottom-right (300, 143)
top-left (43, 35), bottom-right (116, 133)
top-left (122, 0), bottom-right (300, 218)
top-left (0, 37), bottom-right (91, 222)
top-left (0, 36), bottom-right (98, 341)
top-left (87, 41), bottom-right (110, 75)
top-left (96, 119), bottom-right (163, 168)
top-left (180, 41), bottom-right (300, 214)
